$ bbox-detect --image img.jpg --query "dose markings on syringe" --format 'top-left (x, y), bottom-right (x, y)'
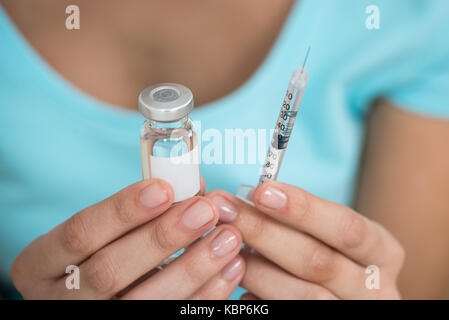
top-left (259, 86), bottom-right (297, 183)
top-left (259, 146), bottom-right (282, 183)
top-left (274, 85), bottom-right (298, 150)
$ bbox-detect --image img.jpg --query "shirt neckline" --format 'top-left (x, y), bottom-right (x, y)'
top-left (0, 1), bottom-right (305, 135)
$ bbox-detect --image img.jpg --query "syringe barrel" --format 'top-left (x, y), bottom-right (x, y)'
top-left (258, 67), bottom-right (308, 185)
top-left (271, 67), bottom-right (308, 150)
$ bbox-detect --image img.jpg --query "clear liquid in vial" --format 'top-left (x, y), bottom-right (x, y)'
top-left (140, 118), bottom-right (197, 182)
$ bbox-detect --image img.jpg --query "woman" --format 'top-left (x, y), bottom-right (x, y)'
top-left (1, 0), bottom-right (448, 299)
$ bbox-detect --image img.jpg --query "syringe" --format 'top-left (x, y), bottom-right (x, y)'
top-left (259, 65), bottom-right (309, 183)
top-left (237, 48), bottom-right (310, 203)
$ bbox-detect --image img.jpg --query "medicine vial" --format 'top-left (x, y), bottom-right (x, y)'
top-left (139, 83), bottom-right (200, 202)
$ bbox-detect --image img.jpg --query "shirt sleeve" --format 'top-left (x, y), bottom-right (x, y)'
top-left (388, 58), bottom-right (449, 119)
top-left (386, 3), bottom-right (449, 119)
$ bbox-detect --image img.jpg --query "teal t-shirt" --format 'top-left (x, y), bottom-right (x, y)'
top-left (1, 0), bottom-right (448, 299)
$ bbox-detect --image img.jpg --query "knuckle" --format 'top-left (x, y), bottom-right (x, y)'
top-left (307, 245), bottom-right (338, 283)
top-left (294, 189), bottom-right (313, 221)
top-left (183, 255), bottom-right (208, 285)
top-left (148, 220), bottom-right (176, 253)
top-left (85, 251), bottom-right (117, 293)
top-left (62, 214), bottom-right (92, 254)
top-left (110, 194), bottom-right (137, 227)
top-left (341, 213), bottom-right (366, 249)
top-left (244, 215), bottom-right (267, 243)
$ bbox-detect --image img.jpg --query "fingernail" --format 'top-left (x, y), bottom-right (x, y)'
top-left (211, 230), bottom-right (238, 257)
top-left (139, 182), bottom-right (169, 208)
top-left (222, 257), bottom-right (244, 281)
top-left (210, 196), bottom-right (238, 222)
top-left (181, 200), bottom-right (215, 230)
top-left (258, 186), bottom-right (287, 210)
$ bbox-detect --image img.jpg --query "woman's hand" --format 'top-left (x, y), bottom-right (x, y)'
top-left (11, 179), bottom-right (245, 299)
top-left (206, 182), bottom-right (405, 300)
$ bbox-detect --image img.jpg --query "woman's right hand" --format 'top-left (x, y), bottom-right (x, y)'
top-left (11, 179), bottom-right (244, 299)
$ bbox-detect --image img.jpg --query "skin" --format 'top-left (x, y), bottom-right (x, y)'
top-left (356, 100), bottom-right (449, 299)
top-left (207, 182), bottom-right (404, 299)
top-left (12, 178), bottom-right (246, 299)
top-left (0, 0), bottom-right (293, 109)
top-left (3, 0), bottom-right (449, 299)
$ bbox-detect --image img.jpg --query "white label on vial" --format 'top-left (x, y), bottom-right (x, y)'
top-left (150, 146), bottom-right (200, 202)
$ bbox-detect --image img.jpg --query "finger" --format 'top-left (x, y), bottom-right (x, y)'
top-left (207, 190), bottom-right (398, 299)
top-left (54, 196), bottom-right (219, 299)
top-left (199, 176), bottom-right (206, 196)
top-left (121, 225), bottom-right (242, 299)
top-left (241, 250), bottom-right (338, 300)
top-left (211, 184), bottom-right (403, 271)
top-left (240, 292), bottom-right (260, 300)
top-left (12, 180), bottom-right (174, 287)
top-left (252, 182), bottom-right (404, 269)
top-left (189, 255), bottom-right (245, 300)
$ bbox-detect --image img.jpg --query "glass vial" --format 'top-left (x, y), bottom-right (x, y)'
top-left (139, 83), bottom-right (200, 202)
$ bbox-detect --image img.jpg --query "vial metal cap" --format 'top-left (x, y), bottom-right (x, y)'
top-left (138, 83), bottom-right (194, 122)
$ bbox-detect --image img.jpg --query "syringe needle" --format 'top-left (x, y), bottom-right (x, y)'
top-left (236, 46), bottom-right (311, 204)
top-left (302, 46), bottom-right (311, 67)
top-left (300, 46), bottom-right (311, 74)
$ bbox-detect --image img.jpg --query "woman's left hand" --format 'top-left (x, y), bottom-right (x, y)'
top-left (206, 182), bottom-right (405, 299)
